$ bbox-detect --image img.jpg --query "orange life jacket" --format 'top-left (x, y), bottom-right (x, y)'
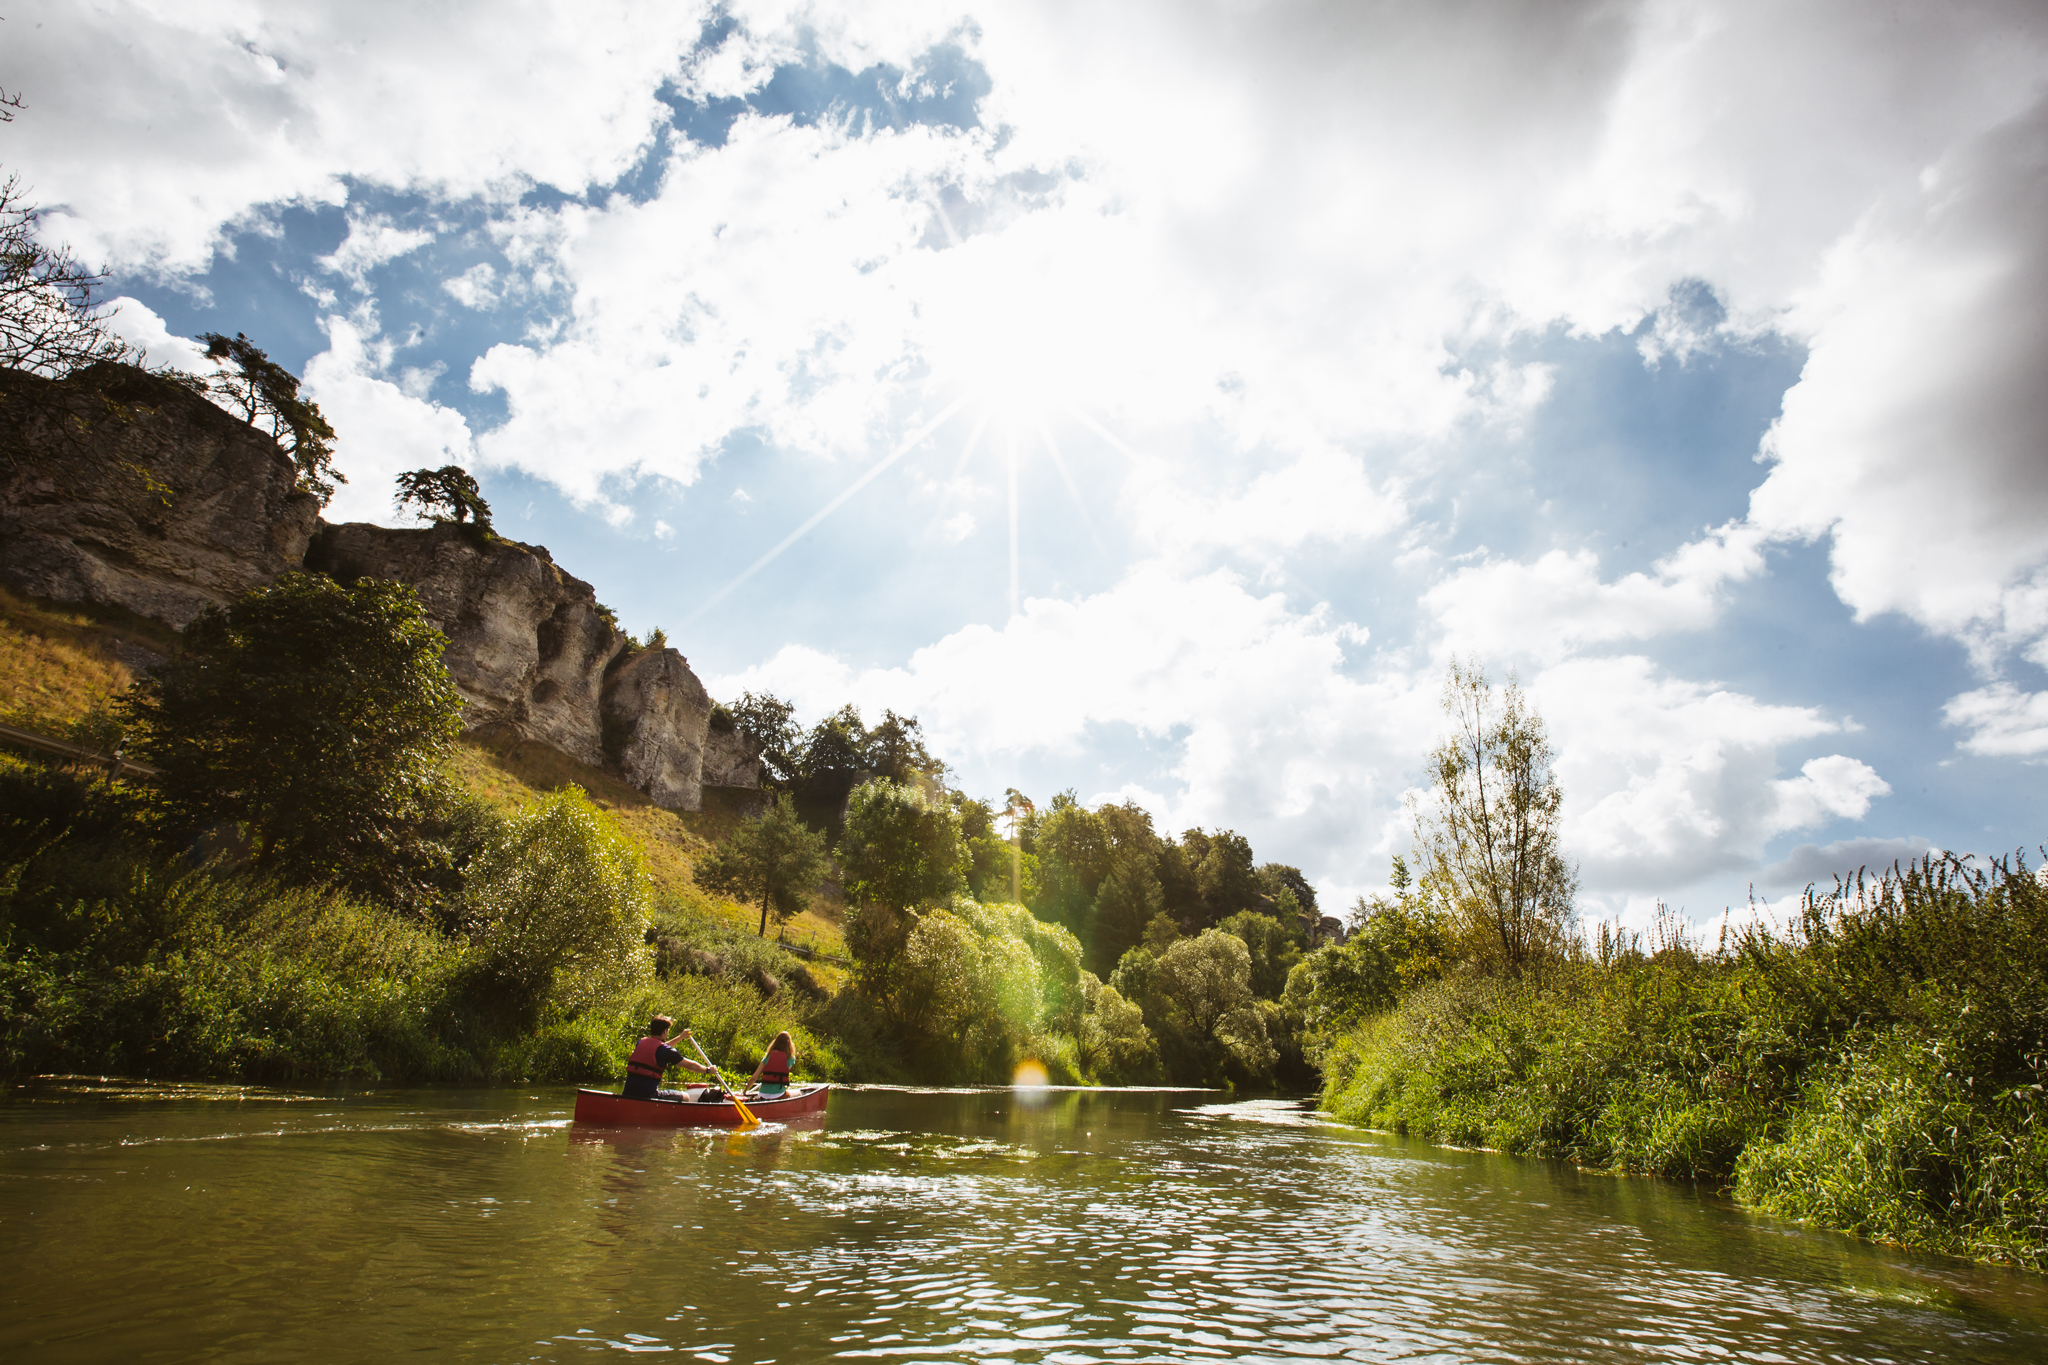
top-left (627, 1035), bottom-right (670, 1079)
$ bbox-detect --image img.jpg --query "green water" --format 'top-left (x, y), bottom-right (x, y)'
top-left (3, 1081), bottom-right (2045, 1363)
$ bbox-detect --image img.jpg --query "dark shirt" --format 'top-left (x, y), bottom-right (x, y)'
top-left (623, 1042), bottom-right (684, 1100)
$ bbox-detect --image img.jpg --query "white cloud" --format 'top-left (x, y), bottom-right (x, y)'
top-left (709, 568), bottom-right (1870, 911)
top-left (7, 0), bottom-right (709, 273)
top-left (442, 263), bottom-right (501, 311)
top-left (711, 564), bottom-right (1439, 902)
top-left (1746, 90), bottom-right (2048, 677)
top-left (103, 297), bottom-right (208, 371)
top-left (1944, 682), bottom-right (2048, 759)
top-left (1128, 444), bottom-right (1408, 563)
top-left (304, 314), bottom-right (479, 525)
top-left (317, 213), bottom-right (434, 289)
top-left (1422, 523), bottom-right (1767, 666)
top-left (1770, 755), bottom-right (1891, 831)
top-left (654, 519), bottom-right (676, 540)
top-left (1534, 656), bottom-right (1885, 891)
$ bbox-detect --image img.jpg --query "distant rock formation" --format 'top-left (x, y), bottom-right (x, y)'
top-left (0, 366), bottom-right (320, 627)
top-left (309, 522), bottom-right (757, 810)
top-left (0, 364), bottom-right (759, 810)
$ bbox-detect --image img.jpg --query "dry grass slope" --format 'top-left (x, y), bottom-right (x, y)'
top-left (0, 590), bottom-right (846, 970)
top-left (0, 588), bottom-right (157, 734)
top-left (449, 737), bottom-right (848, 970)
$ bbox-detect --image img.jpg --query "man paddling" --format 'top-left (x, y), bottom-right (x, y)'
top-left (623, 1015), bottom-right (716, 1100)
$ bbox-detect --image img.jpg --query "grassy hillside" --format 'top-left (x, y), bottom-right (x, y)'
top-left (0, 588), bottom-right (846, 970)
top-left (449, 736), bottom-right (848, 972)
top-left (0, 588), bottom-right (166, 738)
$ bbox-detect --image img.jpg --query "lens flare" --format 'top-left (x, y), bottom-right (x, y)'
top-left (1012, 1060), bottom-right (1049, 1088)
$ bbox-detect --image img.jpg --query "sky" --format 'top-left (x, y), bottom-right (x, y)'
top-left (7, 0), bottom-right (2048, 928)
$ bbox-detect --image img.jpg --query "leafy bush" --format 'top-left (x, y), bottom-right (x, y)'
top-left (459, 788), bottom-right (651, 1026)
top-left (1113, 928), bottom-right (1274, 1086)
top-left (125, 572), bottom-right (465, 898)
top-left (1319, 852), bottom-right (2048, 1267)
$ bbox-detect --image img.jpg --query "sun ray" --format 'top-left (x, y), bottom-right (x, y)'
top-left (680, 392), bottom-right (973, 628)
top-left (949, 405), bottom-right (991, 486)
top-left (1034, 411), bottom-right (1103, 551)
top-left (1007, 421), bottom-right (1021, 620)
top-left (1063, 401), bottom-right (1148, 463)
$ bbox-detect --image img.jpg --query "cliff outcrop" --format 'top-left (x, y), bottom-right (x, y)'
top-left (308, 522), bottom-right (758, 810)
top-left (0, 364), bottom-right (759, 810)
top-left (0, 366), bottom-right (320, 628)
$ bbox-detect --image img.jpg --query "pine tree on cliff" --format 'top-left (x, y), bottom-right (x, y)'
top-left (395, 465), bottom-right (493, 532)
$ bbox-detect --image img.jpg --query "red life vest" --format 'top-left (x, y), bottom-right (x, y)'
top-left (759, 1048), bottom-right (791, 1085)
top-left (627, 1035), bottom-right (670, 1079)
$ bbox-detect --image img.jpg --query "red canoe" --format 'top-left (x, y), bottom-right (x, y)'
top-left (571, 1084), bottom-right (831, 1127)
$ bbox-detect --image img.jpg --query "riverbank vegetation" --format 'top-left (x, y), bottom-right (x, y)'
top-left (0, 569), bottom-right (1319, 1092)
top-left (1294, 663), bottom-right (2047, 1270)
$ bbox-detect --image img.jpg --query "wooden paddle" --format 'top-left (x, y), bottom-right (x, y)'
top-left (688, 1036), bottom-right (760, 1128)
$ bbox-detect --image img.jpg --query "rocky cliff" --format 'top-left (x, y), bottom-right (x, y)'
top-left (0, 365), bottom-right (321, 627)
top-left (0, 365), bottom-right (758, 810)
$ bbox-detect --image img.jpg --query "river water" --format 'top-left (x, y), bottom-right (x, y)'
top-left (3, 1080), bottom-right (2045, 1364)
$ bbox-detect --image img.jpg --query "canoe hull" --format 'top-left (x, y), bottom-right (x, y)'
top-left (571, 1084), bottom-right (830, 1127)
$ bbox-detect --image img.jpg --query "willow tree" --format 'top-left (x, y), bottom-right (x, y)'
top-left (1412, 658), bottom-right (1577, 973)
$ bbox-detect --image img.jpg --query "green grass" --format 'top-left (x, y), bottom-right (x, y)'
top-left (1320, 855), bottom-right (2048, 1269)
top-left (0, 756), bottom-right (837, 1087)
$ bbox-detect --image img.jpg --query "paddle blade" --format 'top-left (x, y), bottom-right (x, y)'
top-left (733, 1098), bottom-right (760, 1127)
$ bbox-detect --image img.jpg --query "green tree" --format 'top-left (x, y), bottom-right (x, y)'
top-left (1092, 842), bottom-right (1165, 973)
top-left (395, 464), bottom-right (493, 530)
top-left (693, 793), bottom-right (830, 936)
top-left (1258, 862), bottom-right (1318, 922)
top-left (953, 793), bottom-right (1012, 902)
top-left (841, 777), bottom-right (965, 912)
top-left (186, 332), bottom-right (342, 503)
top-left (462, 787), bottom-right (650, 1023)
top-left (1113, 928), bottom-right (1274, 1083)
top-left (1078, 972), bottom-right (1158, 1083)
top-left (1193, 828), bottom-right (1262, 928)
top-left (126, 573), bottom-right (464, 885)
top-left (1218, 910), bottom-right (1302, 1000)
top-left (1413, 659), bottom-right (1578, 973)
top-left (728, 691), bottom-right (801, 786)
top-left (1029, 794), bottom-right (1110, 940)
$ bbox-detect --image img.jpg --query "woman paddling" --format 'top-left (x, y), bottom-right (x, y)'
top-left (747, 1031), bottom-right (796, 1099)
top-left (623, 1015), bottom-right (717, 1101)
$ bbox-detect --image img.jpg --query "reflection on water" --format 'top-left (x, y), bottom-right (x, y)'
top-left (3, 1080), bottom-right (2045, 1363)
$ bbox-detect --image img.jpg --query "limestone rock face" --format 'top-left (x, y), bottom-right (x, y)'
top-left (0, 365), bottom-right (321, 626)
top-left (308, 521), bottom-right (763, 808)
top-left (1, 363), bottom-right (765, 811)
top-left (702, 719), bottom-right (763, 789)
top-left (309, 521), bottom-right (624, 767)
top-left (602, 646), bottom-right (714, 809)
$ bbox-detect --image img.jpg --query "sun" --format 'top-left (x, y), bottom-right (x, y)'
top-left (682, 305), bottom-right (1127, 630)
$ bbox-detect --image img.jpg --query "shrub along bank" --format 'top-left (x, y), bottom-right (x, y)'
top-left (0, 576), bottom-right (1318, 1093)
top-left (1311, 856), bottom-right (2048, 1269)
top-left (0, 761), bottom-right (822, 1085)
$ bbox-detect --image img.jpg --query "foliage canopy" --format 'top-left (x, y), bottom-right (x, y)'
top-left (126, 573), bottom-right (464, 886)
top-left (693, 793), bottom-right (830, 937)
top-left (1412, 658), bottom-right (1576, 972)
top-left (395, 465), bottom-right (493, 530)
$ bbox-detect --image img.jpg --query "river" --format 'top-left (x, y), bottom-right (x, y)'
top-left (3, 1079), bottom-right (2044, 1363)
